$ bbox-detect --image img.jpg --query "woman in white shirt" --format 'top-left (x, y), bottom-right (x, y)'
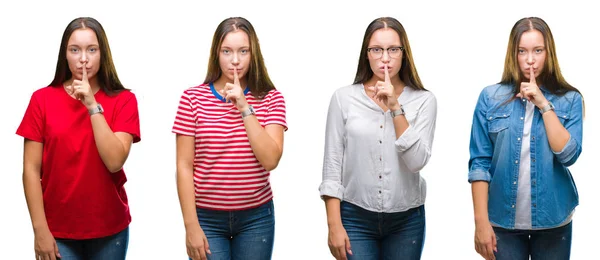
top-left (319, 17), bottom-right (437, 260)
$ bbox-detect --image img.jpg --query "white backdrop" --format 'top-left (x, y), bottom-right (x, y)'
top-left (1, 0), bottom-right (597, 259)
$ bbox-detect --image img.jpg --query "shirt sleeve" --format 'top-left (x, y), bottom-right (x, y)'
top-left (468, 89), bottom-right (493, 183)
top-left (552, 92), bottom-right (583, 166)
top-left (113, 91), bottom-right (141, 143)
top-left (16, 91), bottom-right (44, 143)
top-left (319, 90), bottom-right (346, 200)
top-left (172, 90), bottom-right (196, 136)
top-left (394, 91), bottom-right (437, 173)
top-left (264, 90), bottom-right (288, 131)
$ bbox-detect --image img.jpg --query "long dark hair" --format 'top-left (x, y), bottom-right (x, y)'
top-left (204, 17), bottom-right (275, 99)
top-left (500, 17), bottom-right (580, 96)
top-left (50, 17), bottom-right (126, 95)
top-left (354, 17), bottom-right (426, 91)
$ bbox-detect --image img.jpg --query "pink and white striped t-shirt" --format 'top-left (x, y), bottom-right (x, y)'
top-left (172, 83), bottom-right (287, 211)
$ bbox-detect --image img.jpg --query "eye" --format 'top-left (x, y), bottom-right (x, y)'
top-left (240, 49), bottom-right (249, 54)
top-left (222, 49), bottom-right (231, 54)
top-left (69, 48), bottom-right (79, 53)
top-left (370, 47), bottom-right (383, 53)
top-left (389, 47), bottom-right (401, 53)
top-left (535, 49), bottom-right (544, 53)
top-left (89, 47), bottom-right (98, 52)
top-left (518, 49), bottom-right (526, 54)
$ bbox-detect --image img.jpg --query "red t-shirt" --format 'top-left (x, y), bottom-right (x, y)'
top-left (172, 84), bottom-right (287, 210)
top-left (16, 85), bottom-right (141, 239)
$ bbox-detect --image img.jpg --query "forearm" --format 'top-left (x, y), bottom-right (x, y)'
top-left (390, 105), bottom-right (409, 138)
top-left (542, 111), bottom-right (571, 152)
top-left (243, 115), bottom-right (282, 171)
top-left (177, 163), bottom-right (201, 229)
top-left (23, 171), bottom-right (49, 232)
top-left (471, 181), bottom-right (490, 224)
top-left (90, 114), bottom-right (128, 172)
top-left (324, 196), bottom-right (343, 227)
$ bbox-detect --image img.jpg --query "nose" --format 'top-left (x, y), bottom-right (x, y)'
top-left (527, 53), bottom-right (535, 65)
top-left (79, 51), bottom-right (88, 64)
top-left (231, 52), bottom-right (240, 65)
top-left (381, 49), bottom-right (391, 63)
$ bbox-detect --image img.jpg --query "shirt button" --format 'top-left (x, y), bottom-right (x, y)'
top-left (520, 117), bottom-right (524, 120)
top-left (489, 117), bottom-right (493, 120)
top-left (532, 137), bottom-right (535, 140)
top-left (379, 140), bottom-right (382, 144)
top-left (503, 114), bottom-right (507, 117)
top-left (378, 190), bottom-right (382, 194)
top-left (563, 115), bottom-right (567, 118)
top-left (380, 125), bottom-right (383, 128)
top-left (380, 157), bottom-right (382, 161)
top-left (379, 175), bottom-right (382, 179)
top-left (512, 205), bottom-right (515, 208)
top-left (532, 180), bottom-right (536, 186)
top-left (517, 137), bottom-right (521, 141)
top-left (515, 160), bottom-right (519, 164)
top-left (513, 181), bottom-right (517, 185)
top-left (532, 159), bottom-right (536, 162)
top-left (533, 203), bottom-right (537, 207)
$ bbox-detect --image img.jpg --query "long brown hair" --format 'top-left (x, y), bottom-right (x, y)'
top-left (50, 17), bottom-right (126, 95)
top-left (354, 17), bottom-right (426, 91)
top-left (204, 17), bottom-right (275, 99)
top-left (500, 17), bottom-right (580, 96)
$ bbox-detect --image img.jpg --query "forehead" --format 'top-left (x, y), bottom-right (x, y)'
top-left (68, 28), bottom-right (99, 45)
top-left (519, 29), bottom-right (545, 47)
top-left (221, 30), bottom-right (249, 47)
top-left (369, 28), bottom-right (401, 46)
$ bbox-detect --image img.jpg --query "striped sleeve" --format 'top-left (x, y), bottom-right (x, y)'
top-left (172, 90), bottom-right (196, 136)
top-left (264, 90), bottom-right (287, 130)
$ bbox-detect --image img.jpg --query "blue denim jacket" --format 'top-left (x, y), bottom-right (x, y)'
top-left (468, 83), bottom-right (583, 229)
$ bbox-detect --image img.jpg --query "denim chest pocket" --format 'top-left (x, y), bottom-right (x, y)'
top-left (487, 111), bottom-right (511, 133)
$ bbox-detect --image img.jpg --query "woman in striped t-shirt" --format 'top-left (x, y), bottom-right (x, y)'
top-left (173, 17), bottom-right (287, 260)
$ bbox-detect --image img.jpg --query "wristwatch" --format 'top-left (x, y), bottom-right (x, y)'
top-left (539, 102), bottom-right (555, 114)
top-left (89, 104), bottom-right (104, 116)
top-left (241, 105), bottom-right (255, 118)
top-left (390, 106), bottom-right (405, 118)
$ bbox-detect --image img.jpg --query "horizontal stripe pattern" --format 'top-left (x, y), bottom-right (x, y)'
top-left (173, 84), bottom-right (287, 210)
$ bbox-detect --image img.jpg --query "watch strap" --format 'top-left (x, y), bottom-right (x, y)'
top-left (539, 102), bottom-right (555, 114)
top-left (89, 104), bottom-right (104, 116)
top-left (390, 106), bottom-right (405, 118)
top-left (241, 105), bottom-right (255, 118)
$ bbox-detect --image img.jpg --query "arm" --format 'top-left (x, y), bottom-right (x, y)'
top-left (394, 93), bottom-right (437, 173)
top-left (544, 93), bottom-right (583, 166)
top-left (242, 113), bottom-right (284, 172)
top-left (23, 139), bottom-right (61, 260)
top-left (90, 113), bottom-right (134, 173)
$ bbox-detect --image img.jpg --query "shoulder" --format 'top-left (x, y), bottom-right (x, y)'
top-left (480, 83), bottom-right (513, 99)
top-left (31, 86), bottom-right (59, 98)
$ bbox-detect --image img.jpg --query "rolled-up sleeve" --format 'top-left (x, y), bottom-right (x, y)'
top-left (395, 92), bottom-right (437, 173)
top-left (468, 90), bottom-right (493, 183)
top-left (553, 92), bottom-right (583, 167)
top-left (319, 91), bottom-right (346, 200)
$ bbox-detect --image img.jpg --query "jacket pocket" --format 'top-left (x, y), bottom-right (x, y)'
top-left (487, 111), bottom-right (511, 133)
top-left (554, 110), bottom-right (570, 125)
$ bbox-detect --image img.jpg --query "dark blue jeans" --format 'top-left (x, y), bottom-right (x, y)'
top-left (194, 200), bottom-right (275, 260)
top-left (493, 222), bottom-right (572, 260)
top-left (341, 202), bottom-right (426, 260)
top-left (54, 226), bottom-right (129, 260)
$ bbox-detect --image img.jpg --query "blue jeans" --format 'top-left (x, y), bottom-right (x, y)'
top-left (194, 200), bottom-right (275, 260)
top-left (341, 202), bottom-right (426, 260)
top-left (55, 227), bottom-right (129, 260)
top-left (493, 222), bottom-right (572, 260)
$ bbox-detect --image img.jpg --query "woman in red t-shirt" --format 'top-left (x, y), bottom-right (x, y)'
top-left (173, 17), bottom-right (287, 260)
top-left (17, 17), bottom-right (141, 260)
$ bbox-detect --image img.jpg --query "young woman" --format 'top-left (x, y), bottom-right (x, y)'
top-left (172, 17), bottom-right (287, 260)
top-left (469, 17), bottom-right (583, 260)
top-left (17, 17), bottom-right (140, 260)
top-left (319, 17), bottom-right (437, 260)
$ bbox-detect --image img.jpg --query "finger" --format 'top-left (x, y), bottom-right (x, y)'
top-left (197, 247), bottom-right (207, 260)
top-left (204, 237), bottom-right (211, 255)
top-left (486, 242), bottom-right (495, 260)
top-left (82, 63), bottom-right (88, 82)
top-left (384, 64), bottom-right (390, 84)
top-left (49, 252), bottom-right (57, 260)
top-left (54, 242), bottom-right (61, 258)
top-left (529, 65), bottom-right (536, 84)
top-left (337, 246), bottom-right (347, 260)
top-left (234, 67), bottom-right (240, 86)
top-left (345, 237), bottom-right (353, 256)
top-left (492, 233), bottom-right (498, 252)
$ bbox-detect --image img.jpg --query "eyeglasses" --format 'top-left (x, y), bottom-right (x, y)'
top-left (367, 46), bottom-right (404, 59)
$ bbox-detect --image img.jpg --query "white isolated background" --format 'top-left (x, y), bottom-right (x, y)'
top-left (0, 0), bottom-right (597, 259)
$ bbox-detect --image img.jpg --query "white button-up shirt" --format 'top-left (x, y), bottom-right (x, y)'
top-left (319, 84), bottom-right (437, 213)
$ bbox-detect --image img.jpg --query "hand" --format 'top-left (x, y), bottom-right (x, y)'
top-left (186, 224), bottom-right (211, 260)
top-left (367, 64), bottom-right (401, 110)
top-left (221, 68), bottom-right (249, 111)
top-left (474, 221), bottom-right (497, 260)
top-left (34, 228), bottom-right (61, 260)
top-left (66, 62), bottom-right (98, 109)
top-left (516, 65), bottom-right (549, 109)
top-left (328, 224), bottom-right (352, 260)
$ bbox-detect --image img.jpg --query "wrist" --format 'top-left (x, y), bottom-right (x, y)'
top-left (536, 100), bottom-right (549, 110)
top-left (389, 103), bottom-right (402, 111)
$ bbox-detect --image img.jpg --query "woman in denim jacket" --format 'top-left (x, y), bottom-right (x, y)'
top-left (469, 17), bottom-right (583, 260)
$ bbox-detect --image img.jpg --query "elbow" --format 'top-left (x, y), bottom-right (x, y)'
top-left (262, 159), bottom-right (280, 172)
top-left (260, 149), bottom-right (283, 172)
top-left (106, 159), bottom-right (126, 173)
top-left (404, 150), bottom-right (431, 173)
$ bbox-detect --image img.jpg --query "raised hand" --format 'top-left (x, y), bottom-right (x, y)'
top-left (516, 65), bottom-right (549, 109)
top-left (66, 61), bottom-right (98, 109)
top-left (367, 64), bottom-right (401, 110)
top-left (221, 68), bottom-right (249, 111)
